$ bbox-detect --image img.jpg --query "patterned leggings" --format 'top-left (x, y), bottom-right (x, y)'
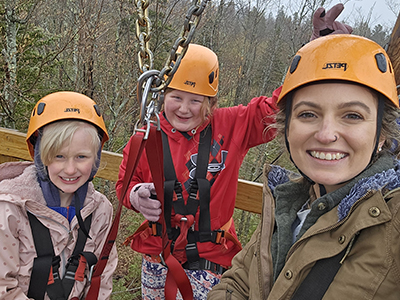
top-left (141, 255), bottom-right (222, 300)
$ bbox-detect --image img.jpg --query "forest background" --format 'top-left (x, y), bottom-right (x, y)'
top-left (1, 0), bottom-right (399, 298)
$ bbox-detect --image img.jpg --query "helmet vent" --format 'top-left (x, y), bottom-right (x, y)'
top-left (93, 105), bottom-right (101, 117)
top-left (375, 53), bottom-right (387, 73)
top-left (290, 55), bottom-right (301, 74)
top-left (209, 71), bottom-right (215, 84)
top-left (37, 103), bottom-right (46, 115)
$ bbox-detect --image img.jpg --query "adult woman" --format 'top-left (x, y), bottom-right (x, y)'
top-left (0, 92), bottom-right (117, 299)
top-left (208, 34), bottom-right (400, 299)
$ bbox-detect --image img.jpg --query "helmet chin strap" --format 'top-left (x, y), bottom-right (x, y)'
top-left (284, 94), bottom-right (385, 197)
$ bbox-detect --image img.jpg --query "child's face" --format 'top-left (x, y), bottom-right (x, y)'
top-left (47, 127), bottom-right (96, 206)
top-left (164, 89), bottom-right (207, 132)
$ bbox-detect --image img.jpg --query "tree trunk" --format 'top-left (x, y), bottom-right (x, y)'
top-left (2, 1), bottom-right (18, 128)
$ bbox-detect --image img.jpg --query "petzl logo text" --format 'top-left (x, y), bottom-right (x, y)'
top-left (322, 62), bottom-right (347, 71)
top-left (64, 108), bottom-right (80, 113)
top-left (184, 80), bottom-right (196, 88)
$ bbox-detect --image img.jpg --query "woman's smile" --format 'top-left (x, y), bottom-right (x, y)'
top-left (308, 150), bottom-right (347, 160)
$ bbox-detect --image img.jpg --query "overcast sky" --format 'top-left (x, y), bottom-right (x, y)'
top-left (274, 0), bottom-right (399, 31)
top-left (337, 0), bottom-right (399, 27)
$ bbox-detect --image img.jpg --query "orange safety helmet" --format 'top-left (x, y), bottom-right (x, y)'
top-left (26, 91), bottom-right (109, 159)
top-left (168, 44), bottom-right (219, 97)
top-left (277, 34), bottom-right (399, 107)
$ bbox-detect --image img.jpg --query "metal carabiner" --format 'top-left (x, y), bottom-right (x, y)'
top-left (133, 118), bottom-right (151, 140)
top-left (137, 70), bottom-right (159, 124)
top-left (136, 69), bottom-right (163, 137)
top-left (88, 264), bottom-right (95, 284)
top-left (158, 253), bottom-right (167, 267)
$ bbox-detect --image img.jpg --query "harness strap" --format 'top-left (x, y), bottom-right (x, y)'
top-left (195, 127), bottom-right (212, 236)
top-left (161, 126), bottom-right (213, 264)
top-left (147, 127), bottom-right (193, 299)
top-left (291, 233), bottom-right (359, 299)
top-left (291, 249), bottom-right (345, 300)
top-left (27, 211), bottom-right (55, 300)
top-left (86, 130), bottom-right (148, 300)
top-left (48, 215), bottom-right (95, 299)
top-left (172, 214), bottom-right (195, 264)
top-left (27, 212), bottom-right (94, 300)
top-left (162, 132), bottom-right (195, 238)
top-left (182, 258), bottom-right (228, 275)
top-left (97, 125), bottom-right (192, 300)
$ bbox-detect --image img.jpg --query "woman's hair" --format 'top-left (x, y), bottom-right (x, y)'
top-left (40, 120), bottom-right (101, 166)
top-left (164, 88), bottom-right (218, 122)
top-left (273, 82), bottom-right (400, 158)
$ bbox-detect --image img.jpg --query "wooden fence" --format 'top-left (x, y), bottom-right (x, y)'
top-left (0, 127), bottom-right (263, 214)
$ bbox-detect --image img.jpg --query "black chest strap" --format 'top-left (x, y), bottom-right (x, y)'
top-left (27, 212), bottom-right (96, 300)
top-left (27, 211), bottom-right (55, 300)
top-left (162, 125), bottom-right (212, 238)
top-left (291, 233), bottom-right (359, 300)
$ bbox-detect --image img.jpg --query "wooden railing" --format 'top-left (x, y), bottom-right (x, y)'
top-left (0, 127), bottom-right (263, 214)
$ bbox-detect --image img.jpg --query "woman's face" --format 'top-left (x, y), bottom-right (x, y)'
top-left (287, 82), bottom-right (379, 193)
top-left (164, 89), bottom-right (207, 132)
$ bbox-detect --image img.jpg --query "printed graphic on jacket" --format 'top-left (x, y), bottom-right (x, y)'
top-left (184, 134), bottom-right (227, 193)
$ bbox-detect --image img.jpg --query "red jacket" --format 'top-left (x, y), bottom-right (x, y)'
top-left (116, 87), bottom-right (280, 267)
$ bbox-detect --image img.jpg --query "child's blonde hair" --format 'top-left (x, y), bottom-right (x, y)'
top-left (40, 120), bottom-right (101, 166)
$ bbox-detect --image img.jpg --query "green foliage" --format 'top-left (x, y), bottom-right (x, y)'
top-left (233, 208), bottom-right (260, 245)
top-left (1, 0), bottom-right (397, 297)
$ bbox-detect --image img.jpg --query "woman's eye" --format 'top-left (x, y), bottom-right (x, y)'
top-left (297, 111), bottom-right (316, 119)
top-left (55, 155), bottom-right (64, 159)
top-left (344, 113), bottom-right (363, 120)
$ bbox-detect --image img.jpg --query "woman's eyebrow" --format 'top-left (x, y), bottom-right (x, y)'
top-left (337, 101), bottom-right (371, 114)
top-left (293, 100), bottom-right (372, 114)
top-left (292, 101), bottom-right (320, 110)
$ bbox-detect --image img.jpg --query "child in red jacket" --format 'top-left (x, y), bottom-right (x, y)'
top-left (116, 4), bottom-right (352, 299)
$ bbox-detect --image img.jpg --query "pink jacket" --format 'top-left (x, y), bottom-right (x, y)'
top-left (0, 161), bottom-right (117, 300)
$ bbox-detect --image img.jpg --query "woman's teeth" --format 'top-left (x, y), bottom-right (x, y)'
top-left (310, 151), bottom-right (345, 160)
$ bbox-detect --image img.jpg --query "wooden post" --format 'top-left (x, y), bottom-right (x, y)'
top-left (386, 12), bottom-right (400, 95)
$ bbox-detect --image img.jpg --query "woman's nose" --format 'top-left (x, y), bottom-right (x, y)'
top-left (314, 120), bottom-right (338, 144)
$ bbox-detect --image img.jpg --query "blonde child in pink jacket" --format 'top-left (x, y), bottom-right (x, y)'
top-left (0, 92), bottom-right (117, 300)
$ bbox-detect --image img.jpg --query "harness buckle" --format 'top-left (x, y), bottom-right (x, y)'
top-left (215, 229), bottom-right (225, 244)
top-left (180, 216), bottom-right (188, 222)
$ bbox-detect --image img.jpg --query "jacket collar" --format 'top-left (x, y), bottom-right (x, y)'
top-left (267, 153), bottom-right (398, 222)
top-left (338, 157), bottom-right (400, 220)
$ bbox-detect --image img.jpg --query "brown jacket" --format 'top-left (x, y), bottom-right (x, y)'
top-left (208, 161), bottom-right (400, 299)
